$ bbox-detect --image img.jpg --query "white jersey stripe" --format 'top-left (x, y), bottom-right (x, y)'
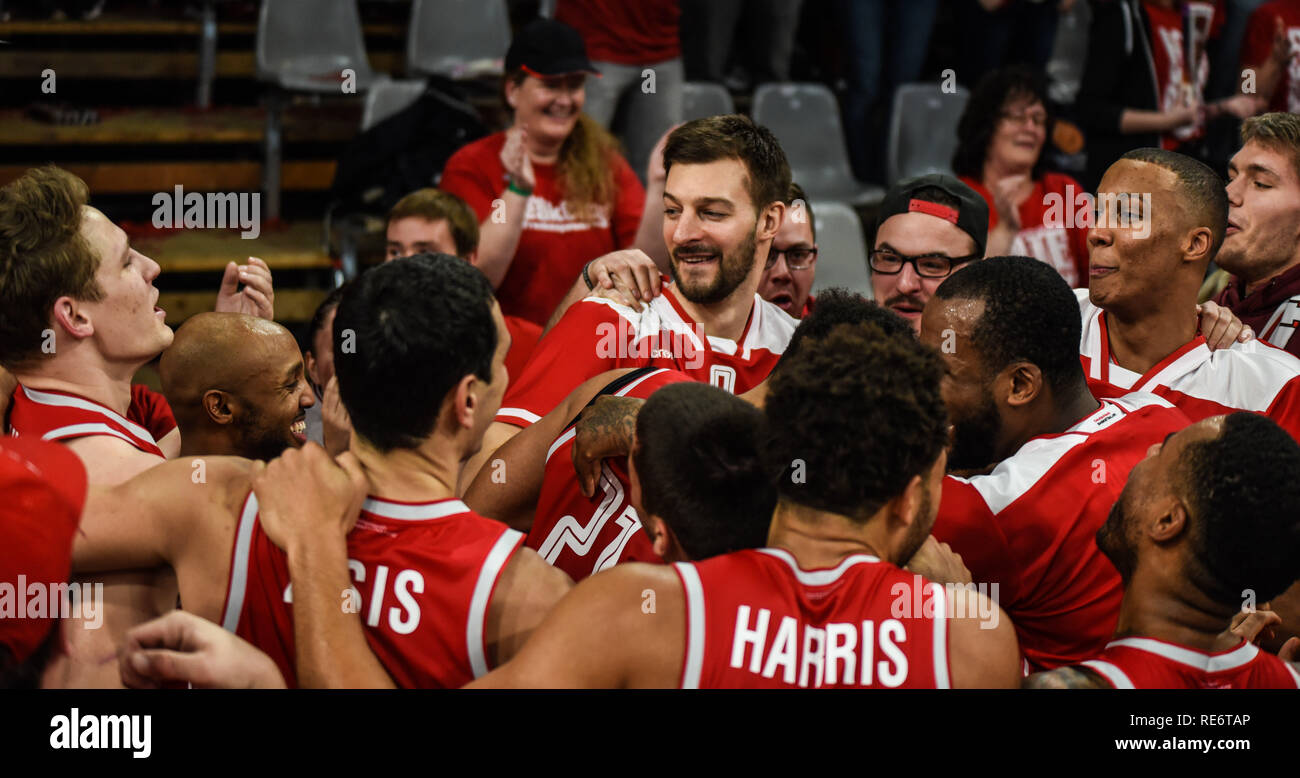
top-left (22, 385), bottom-right (157, 443)
top-left (929, 582), bottom-right (950, 689)
top-left (1106, 636), bottom-right (1259, 673)
top-left (755, 547), bottom-right (881, 586)
top-left (221, 493), bottom-right (260, 633)
top-left (614, 367), bottom-right (670, 397)
top-left (1081, 659), bottom-right (1135, 689)
top-left (675, 562), bottom-right (706, 689)
top-left (496, 407), bottom-right (541, 425)
top-left (40, 423), bottom-right (144, 450)
top-left (466, 529), bottom-right (524, 678)
top-left (545, 427), bottom-right (577, 465)
top-left (360, 498), bottom-right (469, 521)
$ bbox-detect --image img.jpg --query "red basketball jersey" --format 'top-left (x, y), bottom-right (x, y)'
top-left (526, 367), bottom-right (693, 582)
top-left (497, 287), bottom-right (795, 427)
top-left (673, 548), bottom-right (951, 689)
top-left (221, 492), bottom-right (523, 688)
top-left (1080, 637), bottom-right (1300, 689)
top-left (934, 393), bottom-right (1191, 671)
top-left (8, 383), bottom-right (165, 458)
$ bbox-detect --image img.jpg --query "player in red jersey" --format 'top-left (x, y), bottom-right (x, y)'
top-left (72, 255), bottom-right (571, 687)
top-left (1027, 412), bottom-right (1300, 688)
top-left (922, 256), bottom-right (1193, 671)
top-left (1082, 148), bottom-right (1300, 440)
top-left (159, 312), bottom-right (315, 460)
top-left (466, 372), bottom-right (772, 581)
top-left (463, 322), bottom-right (1020, 688)
top-left (461, 114), bottom-right (798, 490)
top-left (467, 289), bottom-right (918, 581)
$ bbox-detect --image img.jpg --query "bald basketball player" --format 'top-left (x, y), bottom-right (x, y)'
top-left (160, 312), bottom-right (315, 460)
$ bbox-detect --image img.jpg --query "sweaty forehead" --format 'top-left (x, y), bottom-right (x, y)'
top-left (920, 295), bottom-right (984, 344)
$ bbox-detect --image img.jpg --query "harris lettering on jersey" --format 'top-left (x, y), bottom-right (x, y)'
top-left (729, 606), bottom-right (911, 688)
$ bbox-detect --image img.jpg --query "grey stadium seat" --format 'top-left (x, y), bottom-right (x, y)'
top-left (752, 82), bottom-right (885, 208)
top-left (681, 81), bottom-right (736, 121)
top-left (256, 0), bottom-right (376, 221)
top-left (407, 0), bottom-right (511, 79)
top-left (885, 82), bottom-right (969, 185)
top-left (810, 201), bottom-right (872, 300)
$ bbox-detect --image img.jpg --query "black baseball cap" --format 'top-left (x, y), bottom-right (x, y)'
top-left (876, 174), bottom-right (989, 257)
top-left (505, 19), bottom-right (601, 77)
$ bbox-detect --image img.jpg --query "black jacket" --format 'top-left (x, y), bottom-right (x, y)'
top-left (1077, 0), bottom-right (1162, 190)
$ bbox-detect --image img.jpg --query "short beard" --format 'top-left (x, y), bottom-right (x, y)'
top-left (670, 229), bottom-right (757, 306)
top-left (235, 403), bottom-right (298, 461)
top-left (948, 389), bottom-right (1001, 471)
top-left (899, 487), bottom-right (934, 565)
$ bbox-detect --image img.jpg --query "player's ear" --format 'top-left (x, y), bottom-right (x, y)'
top-left (892, 472), bottom-right (926, 531)
top-left (758, 201), bottom-right (786, 242)
top-left (203, 389), bottom-right (234, 425)
top-left (647, 515), bottom-right (686, 563)
top-left (1150, 498), bottom-right (1189, 543)
top-left (1003, 361), bottom-right (1042, 409)
top-left (51, 295), bottom-right (94, 340)
top-left (452, 373), bottom-right (478, 430)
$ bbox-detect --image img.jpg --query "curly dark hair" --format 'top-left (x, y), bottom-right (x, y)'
top-left (1179, 412), bottom-right (1300, 607)
top-left (934, 255), bottom-right (1086, 394)
top-left (952, 65), bottom-right (1050, 181)
top-left (333, 253), bottom-right (497, 452)
top-left (763, 322), bottom-right (949, 522)
top-left (635, 383), bottom-right (774, 559)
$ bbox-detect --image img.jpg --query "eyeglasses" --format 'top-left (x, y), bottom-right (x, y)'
top-left (1000, 110), bottom-right (1048, 128)
top-left (869, 248), bottom-right (980, 278)
top-left (766, 246), bottom-right (818, 271)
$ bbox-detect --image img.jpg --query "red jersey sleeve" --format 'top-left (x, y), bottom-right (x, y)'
top-left (439, 136), bottom-right (503, 222)
top-left (1264, 375), bottom-right (1300, 442)
top-left (610, 153), bottom-right (646, 248)
top-left (128, 384), bottom-right (177, 440)
top-left (931, 476), bottom-right (1020, 609)
top-left (496, 300), bottom-right (630, 426)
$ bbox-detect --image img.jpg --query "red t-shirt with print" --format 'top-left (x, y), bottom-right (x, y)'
top-left (962, 173), bottom-right (1090, 287)
top-left (440, 131), bottom-right (646, 326)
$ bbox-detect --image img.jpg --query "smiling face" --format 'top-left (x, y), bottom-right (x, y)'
top-left (464, 302), bottom-right (512, 458)
top-left (663, 159), bottom-right (771, 306)
top-left (987, 93), bottom-right (1047, 174)
top-left (871, 212), bottom-right (980, 332)
top-left (758, 211), bottom-right (817, 316)
top-left (232, 323), bottom-right (316, 458)
top-left (919, 295), bottom-right (1005, 471)
top-left (505, 72), bottom-right (586, 148)
top-left (76, 206), bottom-right (173, 363)
top-left (1086, 159), bottom-right (1182, 316)
top-left (1218, 140), bottom-right (1300, 285)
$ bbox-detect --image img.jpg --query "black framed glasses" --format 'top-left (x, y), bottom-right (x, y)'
top-left (869, 248), bottom-right (980, 278)
top-left (766, 246), bottom-right (818, 271)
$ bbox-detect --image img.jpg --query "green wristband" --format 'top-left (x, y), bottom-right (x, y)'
top-left (506, 179), bottom-right (532, 197)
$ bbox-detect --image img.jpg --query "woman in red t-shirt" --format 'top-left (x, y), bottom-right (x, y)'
top-left (440, 19), bottom-right (663, 327)
top-left (953, 65), bottom-right (1091, 286)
